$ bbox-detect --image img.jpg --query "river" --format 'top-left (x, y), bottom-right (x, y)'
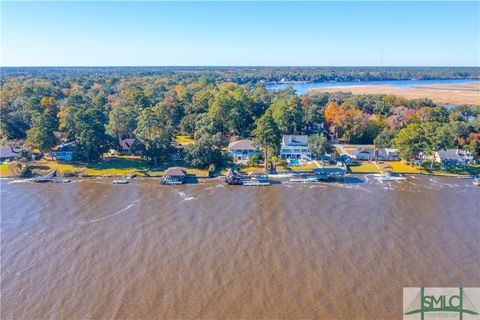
top-left (1, 175), bottom-right (479, 319)
top-left (266, 79), bottom-right (480, 95)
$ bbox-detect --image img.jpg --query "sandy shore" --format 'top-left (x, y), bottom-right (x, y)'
top-left (309, 82), bottom-right (480, 105)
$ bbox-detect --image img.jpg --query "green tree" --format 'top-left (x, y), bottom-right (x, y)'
top-left (394, 123), bottom-right (428, 162)
top-left (374, 130), bottom-right (397, 148)
top-left (134, 108), bottom-right (172, 167)
top-left (270, 95), bottom-right (305, 134)
top-left (107, 104), bottom-right (138, 139)
top-left (253, 110), bottom-right (281, 171)
top-left (184, 133), bottom-right (224, 169)
top-left (26, 109), bottom-right (58, 154)
top-left (307, 133), bottom-right (332, 157)
top-left (74, 108), bottom-right (111, 163)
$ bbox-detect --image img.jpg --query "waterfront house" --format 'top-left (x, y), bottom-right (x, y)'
top-left (351, 148), bottom-right (375, 161)
top-left (280, 135), bottom-right (312, 160)
top-left (161, 167), bottom-right (187, 185)
top-left (434, 149), bottom-right (474, 165)
top-left (228, 139), bottom-right (261, 162)
top-left (0, 146), bottom-right (19, 162)
top-left (377, 148), bottom-right (400, 161)
top-left (54, 142), bottom-right (75, 162)
top-left (351, 148), bottom-right (399, 161)
top-left (119, 138), bottom-right (136, 155)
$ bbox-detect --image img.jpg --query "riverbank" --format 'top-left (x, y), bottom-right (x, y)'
top-left (2, 158), bottom-right (478, 179)
top-left (309, 82), bottom-right (480, 105)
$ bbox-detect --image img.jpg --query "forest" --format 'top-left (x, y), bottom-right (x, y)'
top-left (1, 67), bottom-right (479, 171)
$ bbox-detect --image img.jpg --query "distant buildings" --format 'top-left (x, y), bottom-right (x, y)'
top-left (228, 139), bottom-right (261, 161)
top-left (434, 149), bottom-right (473, 165)
top-left (280, 135), bottom-right (312, 160)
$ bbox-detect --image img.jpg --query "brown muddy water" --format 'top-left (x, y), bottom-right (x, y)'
top-left (1, 175), bottom-right (479, 319)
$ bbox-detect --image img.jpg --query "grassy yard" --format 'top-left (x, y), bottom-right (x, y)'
top-left (2, 156), bottom-right (210, 178)
top-left (387, 161), bottom-right (426, 174)
top-left (347, 161), bottom-right (381, 173)
top-left (0, 163), bottom-right (13, 177)
top-left (422, 162), bottom-right (480, 176)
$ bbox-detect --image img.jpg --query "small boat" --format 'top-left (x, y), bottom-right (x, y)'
top-left (225, 168), bottom-right (270, 186)
top-left (243, 172), bottom-right (270, 186)
top-left (473, 178), bottom-right (480, 186)
top-left (374, 172), bottom-right (406, 181)
top-left (112, 179), bottom-right (129, 184)
top-left (290, 174), bottom-right (318, 183)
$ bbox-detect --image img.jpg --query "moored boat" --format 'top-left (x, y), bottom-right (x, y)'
top-left (290, 173), bottom-right (318, 183)
top-left (225, 168), bottom-right (270, 186)
top-left (112, 179), bottom-right (129, 184)
top-left (374, 172), bottom-right (406, 181)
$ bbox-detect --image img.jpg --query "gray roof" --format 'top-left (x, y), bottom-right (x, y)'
top-left (0, 146), bottom-right (19, 158)
top-left (351, 148), bottom-right (374, 156)
top-left (228, 139), bottom-right (258, 151)
top-left (436, 149), bottom-right (472, 160)
top-left (282, 135), bottom-right (308, 146)
top-left (164, 167), bottom-right (187, 176)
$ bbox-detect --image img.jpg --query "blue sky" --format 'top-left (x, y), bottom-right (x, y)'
top-left (1, 1), bottom-right (479, 66)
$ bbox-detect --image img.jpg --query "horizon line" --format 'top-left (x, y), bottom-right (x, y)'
top-left (2, 65), bottom-right (480, 68)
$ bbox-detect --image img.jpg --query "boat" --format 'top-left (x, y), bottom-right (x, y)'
top-left (473, 178), bottom-right (480, 186)
top-left (290, 173), bottom-right (318, 183)
top-left (374, 172), bottom-right (406, 181)
top-left (225, 168), bottom-right (270, 186)
top-left (242, 172), bottom-right (270, 186)
top-left (112, 179), bottom-right (129, 184)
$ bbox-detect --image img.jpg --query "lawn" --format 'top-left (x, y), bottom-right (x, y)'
top-left (422, 162), bottom-right (480, 176)
top-left (10, 156), bottom-right (210, 178)
top-left (387, 161), bottom-right (426, 174)
top-left (347, 161), bottom-right (381, 173)
top-left (0, 163), bottom-right (13, 177)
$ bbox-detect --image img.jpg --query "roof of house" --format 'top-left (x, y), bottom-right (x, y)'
top-left (377, 148), bottom-right (399, 156)
top-left (0, 146), bottom-right (19, 158)
top-left (282, 135), bottom-right (308, 146)
top-left (351, 148), bottom-right (374, 156)
top-left (436, 149), bottom-right (472, 160)
top-left (228, 139), bottom-right (258, 150)
top-left (119, 138), bottom-right (135, 150)
top-left (55, 142), bottom-right (76, 152)
top-left (164, 167), bottom-right (187, 176)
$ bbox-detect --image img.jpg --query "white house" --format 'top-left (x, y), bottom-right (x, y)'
top-left (377, 148), bottom-right (400, 161)
top-left (351, 148), bottom-right (375, 160)
top-left (351, 148), bottom-right (399, 161)
top-left (280, 135), bottom-right (312, 160)
top-left (228, 139), bottom-right (261, 162)
top-left (434, 149), bottom-right (473, 165)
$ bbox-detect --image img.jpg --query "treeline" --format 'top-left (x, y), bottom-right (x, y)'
top-left (1, 71), bottom-right (479, 169)
top-left (2, 66), bottom-right (479, 85)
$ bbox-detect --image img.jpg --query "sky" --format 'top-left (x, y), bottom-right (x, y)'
top-left (1, 1), bottom-right (479, 67)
